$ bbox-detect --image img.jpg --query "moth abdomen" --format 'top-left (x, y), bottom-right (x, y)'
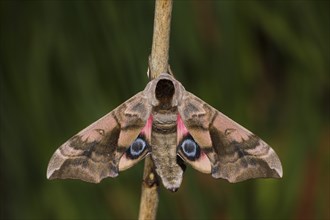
top-left (152, 123), bottom-right (177, 134)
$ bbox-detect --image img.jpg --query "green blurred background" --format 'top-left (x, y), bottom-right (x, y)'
top-left (1, 1), bottom-right (329, 220)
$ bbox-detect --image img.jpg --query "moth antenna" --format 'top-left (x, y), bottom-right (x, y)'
top-left (147, 54), bottom-right (153, 81)
top-left (147, 67), bottom-right (150, 79)
top-left (168, 65), bottom-right (174, 76)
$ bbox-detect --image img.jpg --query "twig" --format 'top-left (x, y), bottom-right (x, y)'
top-left (138, 156), bottom-right (159, 220)
top-left (138, 0), bottom-right (173, 219)
top-left (149, 0), bottom-right (173, 79)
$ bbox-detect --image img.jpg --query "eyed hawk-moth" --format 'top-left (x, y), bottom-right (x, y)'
top-left (47, 73), bottom-right (282, 192)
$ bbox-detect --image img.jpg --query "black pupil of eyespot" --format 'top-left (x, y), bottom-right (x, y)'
top-left (181, 139), bottom-right (198, 158)
top-left (130, 138), bottom-right (146, 156)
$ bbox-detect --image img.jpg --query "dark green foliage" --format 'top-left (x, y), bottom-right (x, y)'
top-left (1, 1), bottom-right (329, 220)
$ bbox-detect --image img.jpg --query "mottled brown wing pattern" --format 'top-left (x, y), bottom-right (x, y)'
top-left (47, 92), bottom-right (152, 183)
top-left (178, 92), bottom-right (283, 183)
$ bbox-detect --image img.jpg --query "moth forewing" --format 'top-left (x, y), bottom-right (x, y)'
top-left (46, 92), bottom-right (152, 183)
top-left (177, 91), bottom-right (283, 183)
top-left (210, 110), bottom-right (283, 182)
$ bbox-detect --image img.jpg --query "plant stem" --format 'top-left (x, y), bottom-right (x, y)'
top-left (138, 0), bottom-right (173, 219)
top-left (138, 156), bottom-right (159, 220)
top-left (149, 0), bottom-right (173, 79)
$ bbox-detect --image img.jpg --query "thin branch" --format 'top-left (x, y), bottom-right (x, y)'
top-left (138, 0), bottom-right (173, 219)
top-left (138, 156), bottom-right (159, 220)
top-left (149, 0), bottom-right (173, 79)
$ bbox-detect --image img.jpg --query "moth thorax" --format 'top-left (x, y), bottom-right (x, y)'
top-left (155, 79), bottom-right (175, 108)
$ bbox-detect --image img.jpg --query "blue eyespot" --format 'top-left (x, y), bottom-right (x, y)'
top-left (180, 138), bottom-right (200, 160)
top-left (128, 138), bottom-right (147, 158)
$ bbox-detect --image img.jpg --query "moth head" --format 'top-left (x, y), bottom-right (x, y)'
top-left (145, 73), bottom-right (185, 108)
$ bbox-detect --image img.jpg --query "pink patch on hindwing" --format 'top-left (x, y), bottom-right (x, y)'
top-left (177, 114), bottom-right (188, 145)
top-left (140, 115), bottom-right (153, 141)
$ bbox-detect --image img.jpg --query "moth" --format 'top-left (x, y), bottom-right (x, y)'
top-left (47, 73), bottom-right (282, 192)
